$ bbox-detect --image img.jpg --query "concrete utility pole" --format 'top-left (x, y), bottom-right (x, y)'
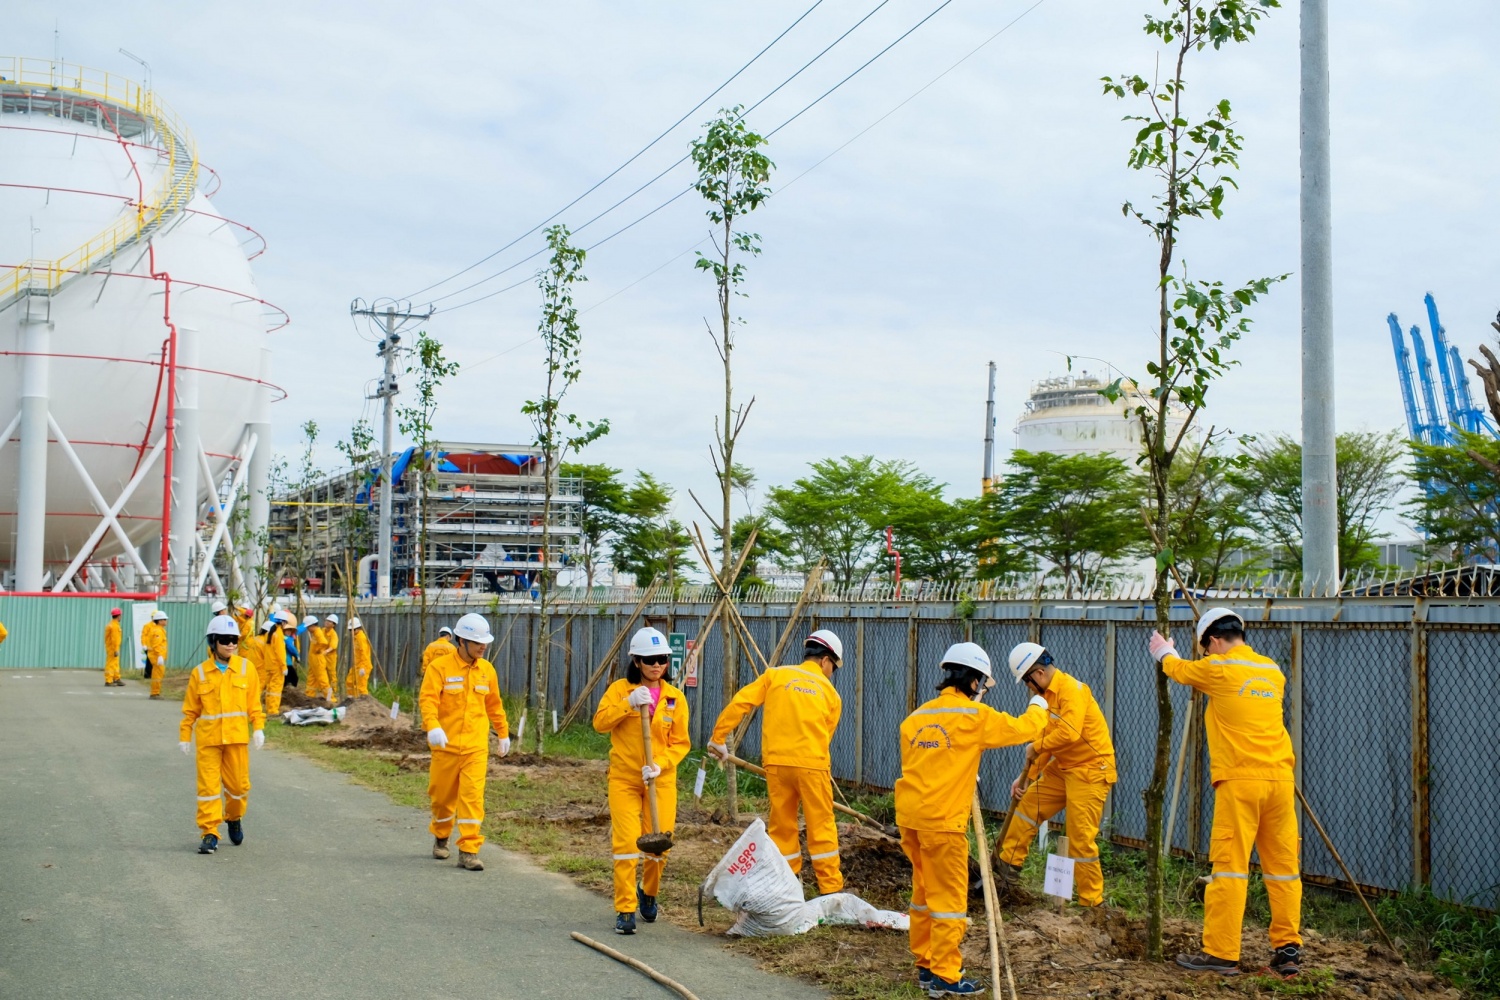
top-left (982, 361), bottom-right (997, 494)
top-left (1300, 0), bottom-right (1339, 595)
top-left (351, 301), bottom-right (433, 599)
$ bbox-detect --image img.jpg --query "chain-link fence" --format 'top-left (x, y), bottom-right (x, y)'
top-left (349, 596), bottom-right (1499, 909)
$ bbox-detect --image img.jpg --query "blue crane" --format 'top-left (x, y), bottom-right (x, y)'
top-left (1388, 313), bottom-right (1429, 443)
top-left (1388, 293), bottom-right (1499, 448)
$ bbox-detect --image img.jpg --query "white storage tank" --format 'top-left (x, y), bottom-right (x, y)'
top-left (1013, 373), bottom-right (1189, 462)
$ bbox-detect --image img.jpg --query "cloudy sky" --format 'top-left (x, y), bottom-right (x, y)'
top-left (15, 1), bottom-right (1499, 547)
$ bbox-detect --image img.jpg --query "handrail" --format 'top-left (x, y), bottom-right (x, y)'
top-left (0, 57), bottom-right (199, 303)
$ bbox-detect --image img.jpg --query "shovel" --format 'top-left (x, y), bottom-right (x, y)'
top-left (636, 705), bottom-right (674, 857)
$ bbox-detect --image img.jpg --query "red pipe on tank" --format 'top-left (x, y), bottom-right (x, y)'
top-left (150, 244), bottom-right (177, 600)
top-left (885, 525), bottom-right (902, 600)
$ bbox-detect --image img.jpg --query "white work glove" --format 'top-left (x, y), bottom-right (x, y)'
top-left (641, 763), bottom-right (661, 781)
top-left (179, 740), bottom-right (191, 755)
top-left (251, 730), bottom-right (265, 750)
top-left (427, 727), bottom-right (449, 749)
top-left (1148, 630), bottom-right (1177, 663)
top-left (706, 741), bottom-right (728, 761)
top-left (627, 686), bottom-right (654, 709)
top-left (1028, 694), bottom-right (1048, 711)
top-left (497, 737), bottom-right (511, 757)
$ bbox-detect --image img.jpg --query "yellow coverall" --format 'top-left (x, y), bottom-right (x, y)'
top-left (303, 624), bottom-right (328, 699)
top-left (234, 609), bottom-right (255, 644)
top-left (1162, 643), bottom-right (1301, 963)
top-left (256, 627), bottom-right (286, 715)
top-left (421, 636), bottom-right (453, 674)
top-left (593, 678), bottom-right (692, 913)
top-left (180, 655), bottom-right (265, 836)
top-left (710, 661), bottom-right (844, 892)
top-left (418, 648), bottom-right (508, 854)
top-left (998, 669), bottom-right (1117, 905)
top-left (347, 629), bottom-right (373, 697)
top-left (142, 621), bottom-right (168, 695)
top-left (0, 621), bottom-right (7, 646)
top-left (104, 619), bottom-right (122, 684)
top-left (320, 624), bottom-right (340, 700)
top-left (895, 693), bottom-right (1048, 984)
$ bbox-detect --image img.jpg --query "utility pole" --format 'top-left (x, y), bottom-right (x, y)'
top-left (1300, 0), bottom-right (1339, 595)
top-left (982, 361), bottom-right (997, 494)
top-left (351, 300), bottom-right (434, 598)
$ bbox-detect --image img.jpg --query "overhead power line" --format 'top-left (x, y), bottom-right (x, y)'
top-left (400, 0), bottom-right (829, 302)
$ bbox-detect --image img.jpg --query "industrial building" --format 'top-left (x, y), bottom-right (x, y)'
top-left (268, 442), bottom-right (582, 597)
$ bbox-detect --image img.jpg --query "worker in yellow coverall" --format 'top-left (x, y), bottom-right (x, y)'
top-left (143, 609), bottom-right (169, 698)
top-left (346, 617), bottom-right (373, 697)
top-left (257, 610), bottom-right (294, 714)
top-left (233, 603), bottom-right (255, 644)
top-left (0, 619), bottom-right (7, 647)
top-left (299, 616), bottom-right (326, 699)
top-left (179, 615), bottom-right (265, 854)
top-left (707, 628), bottom-right (845, 895)
top-left (319, 613), bottom-right (340, 700)
top-left (421, 625), bottom-right (454, 673)
top-left (895, 642), bottom-right (1049, 997)
top-left (1151, 607), bottom-right (1302, 978)
top-left (592, 627), bottom-right (691, 936)
top-left (419, 613), bottom-right (509, 871)
top-left (103, 608), bottom-right (124, 686)
top-left (996, 642), bottom-right (1117, 906)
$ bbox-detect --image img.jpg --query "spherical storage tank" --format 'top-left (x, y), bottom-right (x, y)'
top-left (0, 58), bottom-right (280, 594)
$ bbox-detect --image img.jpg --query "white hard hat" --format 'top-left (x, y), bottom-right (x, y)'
top-left (805, 629), bottom-right (844, 663)
top-left (940, 641), bottom-right (993, 679)
top-left (206, 616), bottom-right (240, 638)
top-left (1196, 607), bottom-right (1245, 642)
top-left (274, 610), bottom-right (295, 626)
top-left (453, 613), bottom-right (494, 644)
top-left (1007, 642), bottom-right (1052, 684)
top-left (151, 609), bottom-right (168, 622)
top-left (348, 617), bottom-right (362, 630)
top-left (628, 627), bottom-right (669, 658)
top-left (301, 614), bottom-right (318, 627)
top-left (324, 613), bottom-right (339, 624)
top-left (210, 600), bottom-right (228, 614)
top-left (438, 626), bottom-right (453, 636)
top-left (260, 619), bottom-right (276, 633)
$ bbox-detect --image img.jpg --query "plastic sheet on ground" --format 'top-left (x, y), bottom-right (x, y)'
top-left (701, 817), bottom-right (909, 937)
top-left (282, 706), bottom-right (346, 726)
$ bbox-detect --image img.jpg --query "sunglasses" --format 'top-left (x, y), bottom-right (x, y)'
top-left (212, 636), bottom-right (240, 646)
top-left (637, 655), bottom-right (670, 666)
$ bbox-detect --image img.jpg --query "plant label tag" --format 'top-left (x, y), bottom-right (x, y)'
top-left (390, 700), bottom-right (399, 720)
top-left (1044, 853), bottom-right (1075, 901)
top-left (694, 765), bottom-right (707, 800)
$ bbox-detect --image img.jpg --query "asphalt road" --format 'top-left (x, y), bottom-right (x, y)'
top-left (0, 669), bottom-right (825, 1000)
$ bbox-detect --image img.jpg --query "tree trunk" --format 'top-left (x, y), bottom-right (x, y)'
top-left (534, 443), bottom-right (553, 756)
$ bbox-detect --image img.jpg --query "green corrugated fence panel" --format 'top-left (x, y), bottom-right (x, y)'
top-left (0, 597), bottom-right (212, 670)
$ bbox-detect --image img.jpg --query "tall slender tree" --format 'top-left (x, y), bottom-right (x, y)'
top-left (523, 224), bottom-right (608, 754)
top-left (1101, 0), bottom-right (1283, 958)
top-left (398, 332), bottom-right (459, 655)
top-left (690, 106), bottom-right (772, 818)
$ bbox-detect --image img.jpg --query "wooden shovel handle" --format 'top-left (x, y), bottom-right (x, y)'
top-left (639, 704), bottom-right (662, 835)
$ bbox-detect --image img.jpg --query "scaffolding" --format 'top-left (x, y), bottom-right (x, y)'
top-left (268, 441), bottom-right (581, 597)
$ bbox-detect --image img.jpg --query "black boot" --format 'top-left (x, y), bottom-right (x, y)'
top-left (614, 911), bottom-right (636, 935)
top-left (198, 834), bottom-right (219, 854)
top-left (637, 886), bottom-right (658, 923)
top-left (227, 819), bottom-right (244, 846)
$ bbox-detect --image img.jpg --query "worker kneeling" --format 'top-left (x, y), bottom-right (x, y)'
top-left (593, 627), bottom-right (691, 936)
top-left (707, 629), bottom-right (845, 896)
top-left (995, 642), bottom-right (1117, 906)
top-left (180, 616), bottom-right (266, 854)
top-left (896, 643), bottom-right (1048, 998)
top-left (1151, 608), bottom-right (1302, 978)
top-left (420, 613), bottom-right (510, 872)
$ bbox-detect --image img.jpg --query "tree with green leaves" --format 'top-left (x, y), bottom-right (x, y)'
top-left (333, 417), bottom-right (379, 594)
top-left (522, 224), bottom-right (609, 753)
top-left (880, 483), bottom-right (981, 587)
top-left (980, 450), bottom-right (1144, 596)
top-left (1405, 432), bottom-right (1500, 564)
top-left (1233, 431), bottom-right (1405, 573)
top-left (558, 462), bottom-right (626, 589)
top-left (691, 105), bottom-right (772, 820)
top-left (612, 473), bottom-right (691, 589)
top-left (729, 513), bottom-right (794, 589)
top-left (397, 332), bottom-right (459, 643)
top-left (1100, 0), bottom-right (1283, 957)
top-left (1167, 437), bottom-right (1257, 585)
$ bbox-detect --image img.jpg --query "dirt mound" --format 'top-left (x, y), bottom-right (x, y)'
top-left (340, 695), bottom-right (400, 728)
top-left (315, 695), bottom-right (426, 751)
top-left (836, 823), bottom-right (912, 908)
top-left (277, 686), bottom-right (330, 711)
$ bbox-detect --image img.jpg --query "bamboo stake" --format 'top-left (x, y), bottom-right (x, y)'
top-left (569, 932), bottom-right (703, 1000)
top-left (1295, 786), bottom-right (1398, 954)
top-left (558, 578), bottom-right (662, 729)
top-left (723, 753), bottom-right (891, 836)
top-left (972, 792), bottom-right (1019, 1000)
top-left (727, 558), bottom-right (827, 749)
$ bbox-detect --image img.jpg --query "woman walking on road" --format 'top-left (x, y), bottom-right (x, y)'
top-left (180, 616), bottom-right (266, 854)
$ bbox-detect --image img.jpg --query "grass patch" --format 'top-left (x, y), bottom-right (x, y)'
top-left (1243, 968), bottom-right (1337, 996)
top-left (1376, 888), bottom-right (1500, 997)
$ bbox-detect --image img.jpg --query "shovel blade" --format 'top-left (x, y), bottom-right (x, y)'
top-left (637, 832), bottom-right (674, 856)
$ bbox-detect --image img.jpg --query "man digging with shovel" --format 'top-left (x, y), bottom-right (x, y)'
top-left (593, 627), bottom-right (691, 935)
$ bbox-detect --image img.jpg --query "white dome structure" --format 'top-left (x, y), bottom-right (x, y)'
top-left (0, 58), bottom-right (279, 597)
top-left (1013, 372), bottom-right (1189, 462)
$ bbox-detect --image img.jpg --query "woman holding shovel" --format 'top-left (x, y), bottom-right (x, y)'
top-left (592, 627), bottom-right (691, 936)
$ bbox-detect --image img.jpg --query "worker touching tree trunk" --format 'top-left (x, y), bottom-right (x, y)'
top-left (707, 629), bottom-right (845, 895)
top-left (895, 643), bottom-right (1048, 998)
top-left (1149, 608), bottom-right (1302, 978)
top-left (103, 608), bottom-right (124, 687)
top-left (995, 642), bottom-right (1116, 907)
top-left (179, 615), bottom-right (265, 854)
top-left (592, 628), bottom-right (691, 937)
top-left (419, 613), bottom-right (509, 872)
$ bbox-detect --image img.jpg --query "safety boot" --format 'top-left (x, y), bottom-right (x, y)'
top-left (149, 694), bottom-right (162, 700)
top-left (1175, 952), bottom-right (1240, 975)
top-left (637, 886), bottom-right (658, 923)
top-left (458, 852), bottom-right (484, 871)
top-left (227, 819), bottom-right (244, 846)
top-left (197, 834), bottom-right (218, 854)
top-left (432, 837), bottom-right (450, 860)
top-left (927, 970), bottom-right (984, 996)
top-left (614, 912), bottom-right (636, 935)
top-left (1268, 945), bottom-right (1301, 978)
top-left (917, 967), bottom-right (935, 990)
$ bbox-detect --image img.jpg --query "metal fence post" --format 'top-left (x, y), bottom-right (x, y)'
top-left (1410, 598), bottom-right (1431, 887)
top-left (855, 617), bottom-right (865, 787)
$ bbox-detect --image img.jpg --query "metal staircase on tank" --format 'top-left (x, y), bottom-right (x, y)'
top-left (0, 58), bottom-right (199, 316)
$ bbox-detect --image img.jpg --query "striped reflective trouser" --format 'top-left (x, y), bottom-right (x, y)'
top-left (608, 773), bottom-right (676, 914)
top-left (1203, 779), bottom-right (1303, 962)
top-left (899, 827), bottom-right (969, 984)
top-left (429, 748), bottom-right (489, 854)
top-left (765, 763), bottom-right (843, 894)
top-left (195, 742), bottom-right (251, 835)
